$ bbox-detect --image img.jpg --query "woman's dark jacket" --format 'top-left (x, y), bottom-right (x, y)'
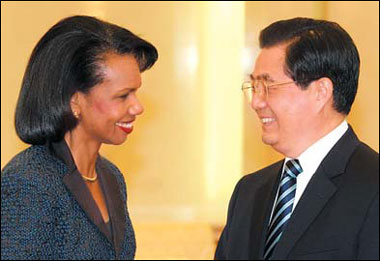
top-left (1, 139), bottom-right (136, 260)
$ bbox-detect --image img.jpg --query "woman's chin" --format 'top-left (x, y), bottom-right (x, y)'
top-left (103, 136), bottom-right (128, 146)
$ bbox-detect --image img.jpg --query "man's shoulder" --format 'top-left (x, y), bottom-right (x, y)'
top-left (346, 141), bottom-right (379, 184)
top-left (354, 142), bottom-right (379, 165)
top-left (341, 126), bottom-right (378, 173)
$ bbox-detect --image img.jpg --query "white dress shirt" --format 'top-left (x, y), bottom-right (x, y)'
top-left (270, 120), bottom-right (349, 220)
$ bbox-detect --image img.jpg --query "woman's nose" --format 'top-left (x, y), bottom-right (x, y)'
top-left (128, 96), bottom-right (144, 116)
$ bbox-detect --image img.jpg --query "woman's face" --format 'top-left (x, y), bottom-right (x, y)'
top-left (73, 53), bottom-right (144, 146)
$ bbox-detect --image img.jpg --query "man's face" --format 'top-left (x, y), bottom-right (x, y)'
top-left (251, 44), bottom-right (317, 157)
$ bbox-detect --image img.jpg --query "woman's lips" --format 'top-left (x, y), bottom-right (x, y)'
top-left (116, 122), bottom-right (134, 134)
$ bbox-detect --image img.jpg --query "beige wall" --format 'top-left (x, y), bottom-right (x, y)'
top-left (2, 2), bottom-right (379, 226)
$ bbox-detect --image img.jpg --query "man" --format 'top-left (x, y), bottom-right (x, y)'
top-left (215, 17), bottom-right (379, 260)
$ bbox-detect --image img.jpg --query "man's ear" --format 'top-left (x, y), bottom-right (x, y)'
top-left (314, 77), bottom-right (334, 112)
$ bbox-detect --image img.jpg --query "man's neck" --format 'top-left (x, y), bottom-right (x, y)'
top-left (283, 114), bottom-right (346, 158)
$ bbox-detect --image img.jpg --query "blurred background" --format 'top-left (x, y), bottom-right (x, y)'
top-left (2, 1), bottom-right (379, 259)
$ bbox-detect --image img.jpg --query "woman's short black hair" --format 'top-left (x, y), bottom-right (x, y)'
top-left (15, 15), bottom-right (158, 145)
top-left (259, 17), bottom-right (360, 115)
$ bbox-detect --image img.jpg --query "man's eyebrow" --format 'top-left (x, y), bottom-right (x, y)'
top-left (249, 73), bottom-right (274, 82)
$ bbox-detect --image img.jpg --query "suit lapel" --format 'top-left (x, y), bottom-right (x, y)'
top-left (49, 140), bottom-right (113, 244)
top-left (62, 170), bottom-right (113, 243)
top-left (272, 126), bottom-right (360, 259)
top-left (256, 162), bottom-right (284, 259)
top-left (272, 169), bottom-right (337, 259)
top-left (241, 161), bottom-right (284, 259)
top-left (97, 158), bottom-right (126, 259)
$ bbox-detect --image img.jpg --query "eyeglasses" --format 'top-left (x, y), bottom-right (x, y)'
top-left (241, 79), bottom-right (297, 103)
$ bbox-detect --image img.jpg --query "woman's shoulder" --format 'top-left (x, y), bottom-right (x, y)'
top-left (2, 145), bottom-right (44, 174)
top-left (1, 145), bottom-right (66, 188)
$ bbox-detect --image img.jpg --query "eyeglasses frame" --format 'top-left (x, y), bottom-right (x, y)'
top-left (241, 79), bottom-right (297, 101)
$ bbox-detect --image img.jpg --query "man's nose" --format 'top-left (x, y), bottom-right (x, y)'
top-left (250, 88), bottom-right (267, 110)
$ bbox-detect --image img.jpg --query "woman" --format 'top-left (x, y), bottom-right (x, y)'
top-left (1, 15), bottom-right (158, 260)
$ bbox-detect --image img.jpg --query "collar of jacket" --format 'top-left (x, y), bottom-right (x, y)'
top-left (271, 125), bottom-right (361, 259)
top-left (47, 139), bottom-right (126, 258)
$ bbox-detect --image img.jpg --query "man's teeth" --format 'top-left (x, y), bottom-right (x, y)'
top-left (116, 122), bottom-right (133, 128)
top-left (262, 118), bottom-right (275, 124)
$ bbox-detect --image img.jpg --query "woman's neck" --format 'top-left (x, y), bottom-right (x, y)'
top-left (64, 129), bottom-right (101, 179)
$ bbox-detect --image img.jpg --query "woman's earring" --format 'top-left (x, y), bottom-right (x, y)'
top-left (73, 110), bottom-right (79, 119)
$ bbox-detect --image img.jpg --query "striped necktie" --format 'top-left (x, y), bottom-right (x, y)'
top-left (264, 159), bottom-right (303, 260)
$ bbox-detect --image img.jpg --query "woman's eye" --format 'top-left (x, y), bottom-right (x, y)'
top-left (119, 93), bottom-right (130, 99)
top-left (118, 89), bottom-right (136, 99)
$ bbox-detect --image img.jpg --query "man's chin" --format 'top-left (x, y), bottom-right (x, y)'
top-left (261, 134), bottom-right (277, 146)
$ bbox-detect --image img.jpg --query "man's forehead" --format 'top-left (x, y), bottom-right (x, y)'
top-left (251, 45), bottom-right (287, 80)
top-left (257, 45), bottom-right (287, 62)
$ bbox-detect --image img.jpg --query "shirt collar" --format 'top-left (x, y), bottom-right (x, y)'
top-left (285, 120), bottom-right (349, 175)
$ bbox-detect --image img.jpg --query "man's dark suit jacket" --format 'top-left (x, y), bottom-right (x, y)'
top-left (1, 139), bottom-right (135, 260)
top-left (215, 126), bottom-right (379, 260)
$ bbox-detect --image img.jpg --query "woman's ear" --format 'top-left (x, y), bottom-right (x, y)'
top-left (70, 92), bottom-right (81, 119)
